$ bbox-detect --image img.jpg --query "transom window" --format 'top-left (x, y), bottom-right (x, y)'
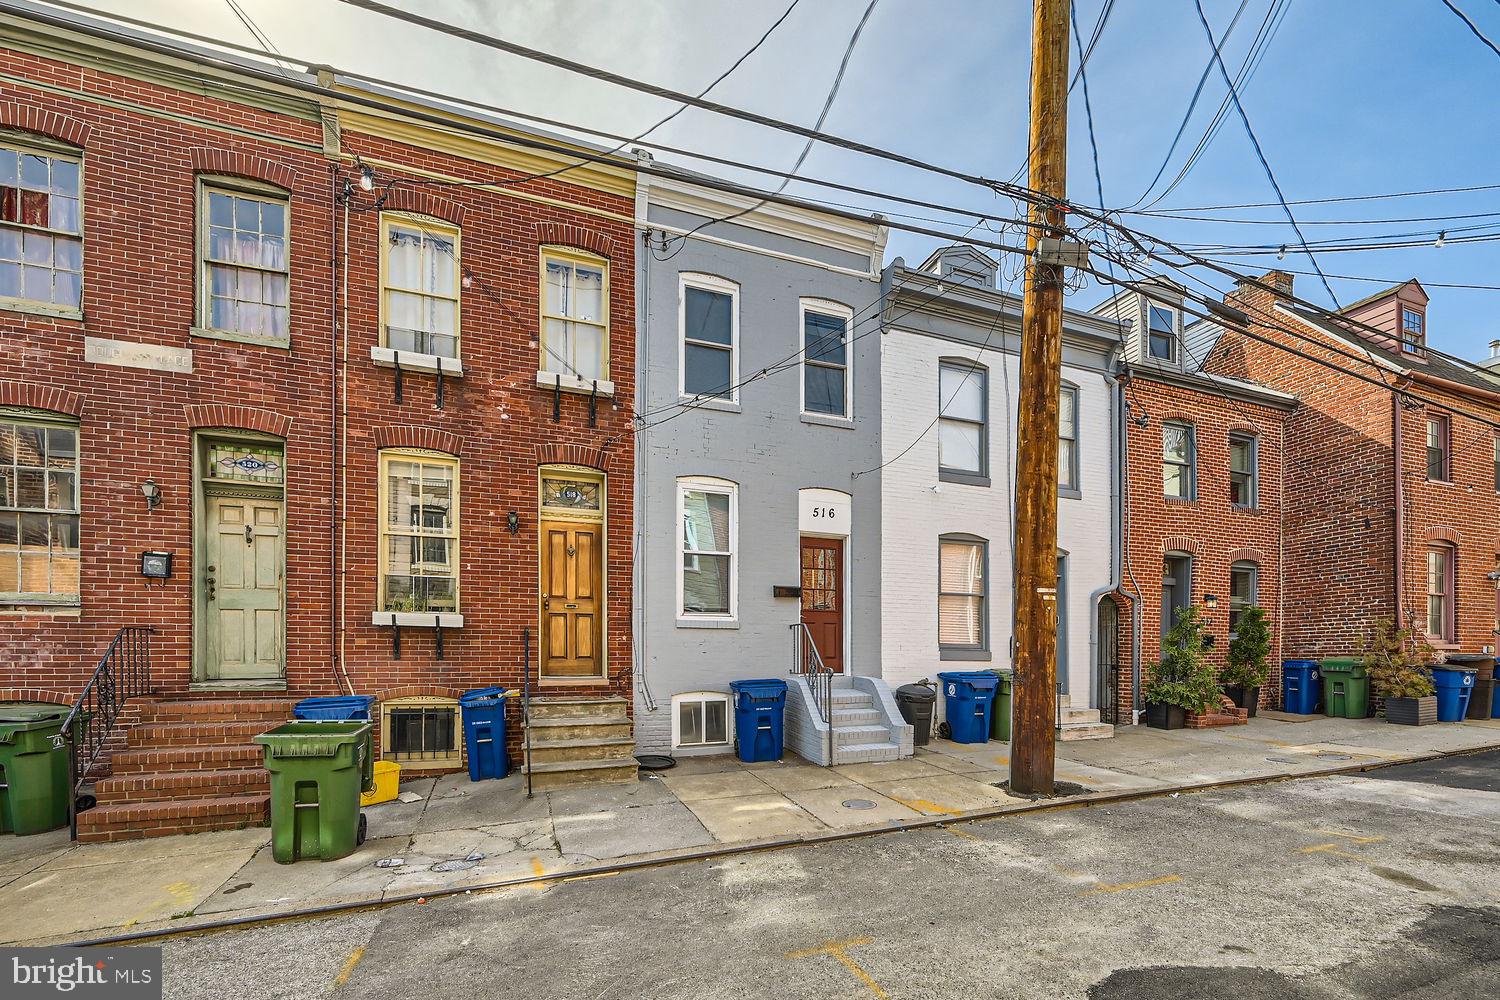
top-left (1425, 415), bottom-right (1449, 481)
top-left (383, 215), bottom-right (460, 359)
top-left (1401, 308), bottom-right (1424, 354)
top-left (1426, 544), bottom-right (1454, 642)
top-left (0, 142), bottom-right (82, 311)
top-left (674, 692), bottom-right (730, 748)
top-left (1229, 433), bottom-right (1257, 509)
top-left (541, 248), bottom-right (608, 382)
top-left (1163, 421), bottom-right (1196, 499)
top-left (679, 478), bottom-right (735, 618)
top-left (1059, 384), bottom-right (1079, 493)
top-left (379, 450), bottom-right (459, 614)
top-left (201, 185), bottom-right (289, 341)
top-left (205, 441), bottom-right (284, 486)
top-left (1147, 303), bottom-right (1176, 361)
top-left (1229, 561), bottom-right (1258, 636)
top-left (938, 361), bottom-right (987, 479)
top-left (939, 535), bottom-right (987, 654)
top-left (801, 300), bottom-right (852, 418)
top-left (681, 274), bottom-right (737, 399)
top-left (0, 415), bottom-right (79, 604)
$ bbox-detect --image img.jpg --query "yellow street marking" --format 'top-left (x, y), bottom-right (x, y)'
top-left (1085, 875), bottom-right (1182, 895)
top-left (945, 826), bottom-right (982, 841)
top-left (332, 945), bottom-right (365, 990)
top-left (572, 871), bottom-right (619, 882)
top-left (1300, 844), bottom-right (1364, 860)
top-left (889, 795), bottom-right (962, 816)
top-left (1314, 830), bottom-right (1385, 844)
top-left (993, 755), bottom-right (1010, 766)
top-left (786, 937), bottom-right (889, 999)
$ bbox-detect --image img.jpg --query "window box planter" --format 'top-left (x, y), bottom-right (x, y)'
top-left (1144, 702), bottom-right (1186, 730)
top-left (1384, 695), bottom-right (1437, 727)
top-left (1223, 684), bottom-right (1260, 718)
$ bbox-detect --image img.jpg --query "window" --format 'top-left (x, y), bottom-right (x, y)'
top-left (939, 535), bottom-right (987, 656)
top-left (379, 451), bottom-right (459, 613)
top-left (1401, 308), bottom-right (1424, 354)
top-left (680, 274), bottom-right (737, 399)
top-left (801, 300), bottom-right (851, 418)
top-left (382, 697), bottom-right (460, 767)
top-left (1426, 415), bottom-right (1449, 481)
top-left (1493, 436), bottom-right (1499, 493)
top-left (1163, 422), bottom-right (1195, 499)
top-left (938, 361), bottom-right (986, 480)
top-left (382, 214), bottom-right (460, 360)
top-left (679, 478), bottom-right (735, 618)
top-left (0, 415), bottom-right (79, 604)
top-left (1229, 433), bottom-right (1257, 509)
top-left (200, 184), bottom-right (289, 342)
top-left (0, 142), bottom-right (82, 312)
top-left (541, 248), bottom-right (608, 382)
top-left (1426, 544), bottom-right (1454, 642)
top-left (1162, 554), bottom-right (1192, 641)
top-left (673, 692), bottom-right (730, 748)
top-left (1229, 561), bottom-right (1258, 636)
top-left (1147, 303), bottom-right (1176, 361)
top-left (1059, 383), bottom-right (1079, 493)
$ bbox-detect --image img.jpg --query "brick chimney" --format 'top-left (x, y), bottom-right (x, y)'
top-left (1225, 270), bottom-right (1295, 319)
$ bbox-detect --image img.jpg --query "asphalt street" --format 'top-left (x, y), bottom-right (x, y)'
top-left (157, 749), bottom-right (1500, 999)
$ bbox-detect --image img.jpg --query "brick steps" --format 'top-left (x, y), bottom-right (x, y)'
top-left (110, 743), bottom-right (264, 775)
top-left (95, 767), bottom-right (268, 804)
top-left (76, 794), bottom-right (269, 843)
top-left (127, 721), bottom-right (270, 747)
top-left (133, 699), bottom-right (295, 724)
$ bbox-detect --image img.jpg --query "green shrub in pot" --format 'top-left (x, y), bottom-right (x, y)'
top-left (1362, 617), bottom-right (1437, 726)
top-left (1223, 606), bottom-right (1271, 716)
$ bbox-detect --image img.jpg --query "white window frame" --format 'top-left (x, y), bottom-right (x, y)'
top-left (0, 411), bottom-right (81, 606)
top-left (378, 211), bottom-right (462, 365)
top-left (678, 272), bottom-right (739, 402)
top-left (377, 448), bottom-right (461, 618)
top-left (1425, 414), bottom-right (1450, 482)
top-left (0, 138), bottom-right (84, 319)
top-left (196, 178), bottom-right (291, 347)
top-left (539, 245), bottom-right (610, 388)
top-left (1426, 544), bottom-right (1455, 643)
top-left (1228, 560), bottom-right (1258, 638)
top-left (1058, 382), bottom-right (1080, 496)
top-left (1146, 302), bottom-right (1177, 363)
top-left (1163, 421), bottom-right (1196, 500)
top-left (1401, 307), bottom-right (1425, 354)
top-left (671, 691), bottom-right (733, 749)
top-left (677, 476), bottom-right (737, 623)
top-left (1228, 432), bottom-right (1258, 509)
top-left (798, 297), bottom-right (854, 421)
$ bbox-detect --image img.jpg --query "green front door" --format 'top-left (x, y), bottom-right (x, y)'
top-left (205, 495), bottom-right (284, 680)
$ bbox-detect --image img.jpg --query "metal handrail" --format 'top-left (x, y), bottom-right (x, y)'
top-left (790, 623), bottom-right (835, 764)
top-left (62, 626), bottom-right (156, 839)
top-left (522, 627), bottom-right (533, 799)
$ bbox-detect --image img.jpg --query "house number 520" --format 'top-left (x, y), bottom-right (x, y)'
top-left (811, 507), bottom-right (838, 519)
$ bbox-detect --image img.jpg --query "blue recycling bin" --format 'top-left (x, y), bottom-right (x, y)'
top-left (1432, 668), bottom-right (1476, 723)
top-left (293, 696), bottom-right (376, 721)
top-left (729, 679), bottom-right (787, 763)
top-left (1493, 678), bottom-right (1500, 719)
top-left (1281, 660), bottom-right (1322, 715)
top-left (459, 687), bottom-right (509, 781)
top-left (937, 671), bottom-right (1000, 744)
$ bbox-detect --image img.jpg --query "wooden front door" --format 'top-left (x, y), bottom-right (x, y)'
top-left (800, 536), bottom-right (844, 673)
top-left (540, 519), bottom-right (602, 678)
top-left (205, 495), bottom-right (284, 680)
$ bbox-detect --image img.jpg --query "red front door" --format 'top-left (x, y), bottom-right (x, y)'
top-left (800, 536), bottom-right (844, 673)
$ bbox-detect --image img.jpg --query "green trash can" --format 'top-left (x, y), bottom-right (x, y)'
top-left (1321, 657), bottom-right (1370, 719)
top-left (0, 705), bottom-right (82, 836)
top-left (989, 669), bottom-right (1015, 742)
top-left (255, 721), bottom-right (374, 864)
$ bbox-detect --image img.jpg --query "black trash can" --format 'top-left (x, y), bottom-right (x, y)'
top-left (1445, 654), bottom-right (1496, 721)
top-left (896, 683), bottom-right (937, 746)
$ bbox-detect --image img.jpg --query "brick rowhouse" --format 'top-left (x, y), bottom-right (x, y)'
top-left (0, 9), bottom-right (636, 784)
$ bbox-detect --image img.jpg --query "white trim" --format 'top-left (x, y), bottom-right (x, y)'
top-left (643, 220), bottom-right (881, 280)
top-left (371, 611), bottom-right (464, 628)
top-left (670, 690), bottom-right (734, 749)
top-left (798, 297), bottom-right (854, 421)
top-left (677, 476), bottom-right (738, 622)
top-left (534, 370), bottom-right (615, 396)
top-left (370, 345), bottom-right (464, 376)
top-left (677, 272), bottom-right (740, 403)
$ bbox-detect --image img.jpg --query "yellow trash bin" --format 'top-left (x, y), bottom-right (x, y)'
top-left (360, 760), bottom-right (401, 807)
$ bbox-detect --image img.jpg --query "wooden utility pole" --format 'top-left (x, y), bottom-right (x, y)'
top-left (1010, 0), bottom-right (1070, 796)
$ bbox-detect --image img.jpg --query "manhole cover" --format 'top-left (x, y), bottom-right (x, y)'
top-left (841, 798), bottom-right (878, 810)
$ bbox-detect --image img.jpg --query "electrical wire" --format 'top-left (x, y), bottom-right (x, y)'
top-left (1440, 0), bottom-right (1500, 59)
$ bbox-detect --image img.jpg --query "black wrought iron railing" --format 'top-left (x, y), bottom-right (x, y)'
top-left (522, 627), bottom-right (534, 799)
top-left (62, 626), bottom-right (156, 838)
top-left (790, 623), bottom-right (834, 764)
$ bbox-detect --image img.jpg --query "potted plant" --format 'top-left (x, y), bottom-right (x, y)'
top-left (1144, 606), bottom-right (1221, 729)
top-left (1362, 616), bottom-right (1437, 726)
top-left (1223, 606), bottom-right (1271, 717)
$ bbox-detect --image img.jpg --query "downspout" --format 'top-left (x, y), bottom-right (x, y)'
top-left (338, 186), bottom-right (351, 692)
top-left (1120, 371), bottom-right (1144, 724)
top-left (1088, 347), bottom-right (1124, 717)
top-left (632, 151), bottom-right (656, 714)
top-left (1392, 389), bottom-right (1405, 629)
top-left (328, 167), bottom-right (351, 695)
top-left (1277, 409), bottom-right (1285, 669)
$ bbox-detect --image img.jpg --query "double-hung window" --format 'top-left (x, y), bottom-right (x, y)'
top-left (379, 451), bottom-right (459, 614)
top-left (679, 478), bottom-right (736, 619)
top-left (938, 361), bottom-right (987, 481)
top-left (1401, 308), bottom-right (1425, 354)
top-left (0, 415), bottom-right (79, 605)
top-left (801, 300), bottom-right (851, 419)
top-left (680, 274), bottom-right (737, 399)
top-left (1426, 415), bottom-right (1450, 481)
top-left (201, 183), bottom-right (290, 343)
top-left (1228, 561), bottom-right (1258, 636)
top-left (1426, 544), bottom-right (1454, 642)
top-left (0, 142), bottom-right (82, 313)
top-left (383, 214), bottom-right (460, 360)
top-left (1058, 383), bottom-right (1079, 493)
top-left (1229, 433), bottom-right (1257, 508)
top-left (1147, 303), bottom-right (1176, 362)
top-left (1493, 436), bottom-right (1499, 493)
top-left (938, 535), bottom-right (987, 657)
top-left (1163, 421), bottom-right (1195, 499)
top-left (541, 248), bottom-right (609, 383)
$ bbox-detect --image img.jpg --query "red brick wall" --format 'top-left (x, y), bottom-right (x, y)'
top-left (1115, 374), bottom-right (1288, 720)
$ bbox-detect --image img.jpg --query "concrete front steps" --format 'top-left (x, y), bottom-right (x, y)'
top-left (1057, 695), bottom-right (1114, 741)
top-left (521, 696), bottom-right (638, 790)
top-left (76, 697), bottom-right (292, 843)
top-left (829, 686), bottom-right (903, 764)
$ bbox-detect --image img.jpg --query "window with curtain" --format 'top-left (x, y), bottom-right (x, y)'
top-left (0, 415), bottom-right (79, 604)
top-left (202, 185), bottom-right (289, 341)
top-left (939, 536), bottom-right (987, 652)
top-left (938, 362), bottom-right (986, 478)
top-left (0, 142), bottom-right (82, 311)
top-left (383, 215), bottom-right (460, 359)
top-left (541, 249), bottom-right (608, 381)
top-left (380, 451), bottom-right (459, 613)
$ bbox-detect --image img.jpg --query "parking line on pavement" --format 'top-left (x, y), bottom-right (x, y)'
top-left (943, 825), bottom-right (982, 841)
top-left (332, 945), bottom-right (365, 990)
top-left (889, 795), bottom-right (962, 816)
top-left (785, 936), bottom-right (889, 999)
top-left (1085, 875), bottom-right (1182, 895)
top-left (1314, 830), bottom-right (1385, 844)
top-left (1300, 844), bottom-right (1364, 860)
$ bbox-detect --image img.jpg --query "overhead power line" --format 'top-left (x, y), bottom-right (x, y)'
top-left (1439, 0), bottom-right (1500, 59)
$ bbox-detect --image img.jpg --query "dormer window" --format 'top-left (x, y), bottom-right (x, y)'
top-left (1401, 308), bottom-right (1424, 354)
top-left (1147, 303), bottom-right (1177, 361)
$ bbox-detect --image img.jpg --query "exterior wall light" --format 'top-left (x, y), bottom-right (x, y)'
top-left (1203, 593), bottom-right (1219, 610)
top-left (507, 511), bottom-right (521, 535)
top-left (140, 479), bottom-right (161, 511)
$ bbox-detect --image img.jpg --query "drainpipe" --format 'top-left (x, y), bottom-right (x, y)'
top-left (338, 187), bottom-right (352, 693)
top-left (1088, 349), bottom-right (1124, 717)
top-left (1118, 370), bottom-right (1144, 724)
top-left (329, 167), bottom-right (354, 696)
top-left (632, 150), bottom-right (656, 714)
top-left (1392, 388), bottom-right (1405, 629)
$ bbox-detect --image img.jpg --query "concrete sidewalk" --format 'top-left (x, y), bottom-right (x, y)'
top-left (3, 713), bottom-right (1497, 945)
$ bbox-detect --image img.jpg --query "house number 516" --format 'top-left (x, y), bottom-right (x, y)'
top-left (811, 507), bottom-right (838, 519)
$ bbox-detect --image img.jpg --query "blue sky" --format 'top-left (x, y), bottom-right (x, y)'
top-left (89, 0), bottom-right (1500, 361)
